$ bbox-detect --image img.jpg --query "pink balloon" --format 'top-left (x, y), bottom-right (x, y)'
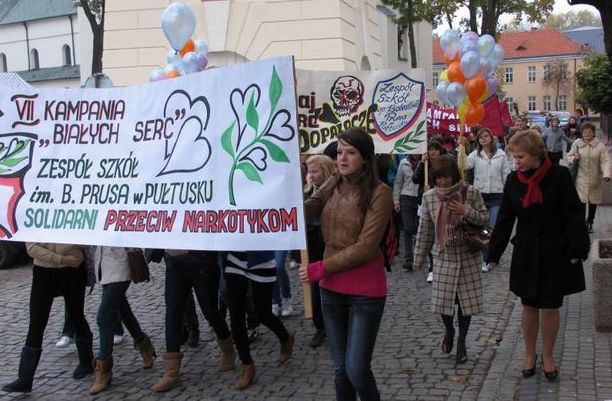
top-left (196, 53), bottom-right (208, 71)
top-left (487, 76), bottom-right (498, 97)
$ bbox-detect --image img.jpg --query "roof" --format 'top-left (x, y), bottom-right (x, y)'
top-left (564, 26), bottom-right (605, 55)
top-left (433, 29), bottom-right (583, 64)
top-left (16, 65), bottom-right (80, 83)
top-left (0, 0), bottom-right (76, 26)
top-left (0, 71), bottom-right (31, 88)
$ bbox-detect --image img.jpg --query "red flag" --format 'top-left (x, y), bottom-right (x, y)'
top-left (480, 96), bottom-right (505, 137)
top-left (499, 99), bottom-right (513, 127)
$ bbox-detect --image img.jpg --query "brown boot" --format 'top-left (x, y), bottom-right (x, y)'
top-left (89, 359), bottom-right (112, 395)
top-left (277, 331), bottom-right (295, 365)
top-left (151, 352), bottom-right (181, 392)
top-left (135, 336), bottom-right (157, 369)
top-left (233, 363), bottom-right (256, 390)
top-left (216, 336), bottom-right (236, 372)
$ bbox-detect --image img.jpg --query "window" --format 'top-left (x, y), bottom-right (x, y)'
top-left (543, 95), bottom-right (551, 111)
top-left (528, 96), bottom-right (536, 111)
top-left (62, 44), bottom-right (71, 66)
top-left (30, 49), bottom-right (39, 69)
top-left (505, 67), bottom-right (513, 84)
top-left (433, 71), bottom-right (439, 87)
top-left (543, 65), bottom-right (549, 79)
top-left (528, 66), bottom-right (536, 82)
top-left (0, 53), bottom-right (6, 72)
top-left (558, 95), bottom-right (567, 111)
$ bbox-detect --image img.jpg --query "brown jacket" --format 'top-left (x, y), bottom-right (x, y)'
top-left (26, 242), bottom-right (85, 268)
top-left (305, 176), bottom-right (392, 273)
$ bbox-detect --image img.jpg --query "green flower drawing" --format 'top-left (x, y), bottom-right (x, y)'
top-left (222, 66), bottom-right (295, 206)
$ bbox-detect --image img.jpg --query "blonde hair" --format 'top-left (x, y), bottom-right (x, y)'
top-left (304, 155), bottom-right (336, 194)
top-left (507, 129), bottom-right (547, 160)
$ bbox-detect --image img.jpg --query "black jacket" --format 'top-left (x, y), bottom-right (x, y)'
top-left (489, 165), bottom-right (590, 300)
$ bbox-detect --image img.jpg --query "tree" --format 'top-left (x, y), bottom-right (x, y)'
top-left (74, 0), bottom-right (105, 74)
top-left (542, 60), bottom-right (572, 110)
top-left (478, 0), bottom-right (555, 36)
top-left (382, 0), bottom-right (459, 68)
top-left (576, 54), bottom-right (612, 113)
top-left (542, 9), bottom-right (601, 31)
top-left (568, 0), bottom-right (612, 61)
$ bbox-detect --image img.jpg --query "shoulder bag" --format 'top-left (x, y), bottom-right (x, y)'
top-left (127, 248), bottom-right (150, 283)
top-left (461, 185), bottom-right (492, 253)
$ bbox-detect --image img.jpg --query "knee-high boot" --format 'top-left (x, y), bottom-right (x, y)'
top-left (2, 346), bottom-right (42, 393)
top-left (74, 335), bottom-right (94, 379)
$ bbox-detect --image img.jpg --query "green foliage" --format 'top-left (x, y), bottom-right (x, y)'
top-left (260, 139), bottom-right (289, 163)
top-left (392, 120), bottom-right (426, 153)
top-left (221, 122), bottom-right (236, 157)
top-left (237, 162), bottom-right (263, 184)
top-left (576, 55), bottom-right (612, 114)
top-left (246, 93), bottom-right (259, 132)
top-left (542, 9), bottom-right (602, 30)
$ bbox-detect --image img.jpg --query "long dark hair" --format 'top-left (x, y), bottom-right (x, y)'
top-left (336, 127), bottom-right (379, 215)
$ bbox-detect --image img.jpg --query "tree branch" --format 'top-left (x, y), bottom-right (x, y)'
top-left (80, 0), bottom-right (99, 30)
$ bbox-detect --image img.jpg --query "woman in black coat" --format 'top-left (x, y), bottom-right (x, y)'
top-left (489, 130), bottom-right (590, 382)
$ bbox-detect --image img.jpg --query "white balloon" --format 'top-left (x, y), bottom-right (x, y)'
top-left (194, 39), bottom-right (209, 57)
top-left (161, 2), bottom-right (196, 51)
top-left (440, 29), bottom-right (461, 59)
top-left (165, 61), bottom-right (185, 76)
top-left (478, 57), bottom-right (492, 76)
top-left (446, 82), bottom-right (466, 108)
top-left (459, 39), bottom-right (478, 56)
top-left (477, 34), bottom-right (495, 57)
top-left (149, 68), bottom-right (166, 82)
top-left (182, 51), bottom-right (200, 74)
top-left (490, 44), bottom-right (505, 68)
top-left (460, 50), bottom-right (480, 79)
top-left (436, 81), bottom-right (449, 105)
top-left (167, 49), bottom-right (180, 65)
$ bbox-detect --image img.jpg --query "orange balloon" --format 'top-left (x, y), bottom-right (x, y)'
top-left (447, 61), bottom-right (465, 84)
top-left (466, 76), bottom-right (487, 103)
top-left (179, 38), bottom-right (195, 57)
top-left (465, 103), bottom-right (485, 125)
top-left (166, 69), bottom-right (181, 79)
top-left (444, 54), bottom-right (459, 66)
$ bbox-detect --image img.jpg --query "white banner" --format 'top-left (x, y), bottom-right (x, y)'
top-left (0, 57), bottom-right (306, 250)
top-left (296, 69), bottom-right (428, 154)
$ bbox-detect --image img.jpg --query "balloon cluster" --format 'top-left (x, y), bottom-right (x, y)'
top-left (435, 30), bottom-right (504, 125)
top-left (149, 3), bottom-right (209, 82)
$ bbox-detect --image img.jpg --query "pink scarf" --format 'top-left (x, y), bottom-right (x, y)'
top-left (434, 182), bottom-right (464, 249)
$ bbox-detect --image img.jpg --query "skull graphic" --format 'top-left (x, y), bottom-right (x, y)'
top-left (330, 76), bottom-right (364, 117)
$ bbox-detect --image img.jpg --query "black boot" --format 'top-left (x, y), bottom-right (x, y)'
top-left (2, 346), bottom-right (42, 393)
top-left (73, 336), bottom-right (94, 379)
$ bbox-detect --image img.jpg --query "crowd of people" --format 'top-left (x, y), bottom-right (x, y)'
top-left (2, 114), bottom-right (610, 400)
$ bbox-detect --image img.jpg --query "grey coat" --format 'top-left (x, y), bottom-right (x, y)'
top-left (414, 185), bottom-right (489, 316)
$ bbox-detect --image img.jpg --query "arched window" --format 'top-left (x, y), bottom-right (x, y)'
top-left (30, 48), bottom-right (39, 69)
top-left (62, 44), bottom-right (71, 66)
top-left (0, 53), bottom-right (6, 72)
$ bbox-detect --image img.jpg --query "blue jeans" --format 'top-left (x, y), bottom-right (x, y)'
top-left (272, 250), bottom-right (291, 306)
top-left (97, 281), bottom-right (146, 361)
top-left (482, 196), bottom-right (501, 263)
top-left (321, 289), bottom-right (385, 401)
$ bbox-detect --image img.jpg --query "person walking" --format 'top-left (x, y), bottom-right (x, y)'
top-left (89, 246), bottom-right (157, 395)
top-left (489, 130), bottom-right (590, 382)
top-left (567, 122), bottom-right (611, 233)
top-left (224, 251), bottom-right (295, 390)
top-left (542, 117), bottom-right (572, 165)
top-left (466, 128), bottom-right (511, 271)
top-left (303, 154), bottom-right (336, 347)
top-left (299, 127), bottom-right (392, 401)
top-left (3, 243), bottom-right (93, 393)
top-left (393, 155), bottom-right (420, 270)
top-left (413, 156), bottom-right (488, 364)
top-left (152, 250), bottom-right (235, 393)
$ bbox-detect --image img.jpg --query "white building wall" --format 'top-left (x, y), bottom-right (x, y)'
top-left (103, 0), bottom-right (431, 86)
top-left (0, 24), bottom-right (29, 71)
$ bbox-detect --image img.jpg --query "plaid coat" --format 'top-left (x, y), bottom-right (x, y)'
top-left (414, 185), bottom-right (489, 316)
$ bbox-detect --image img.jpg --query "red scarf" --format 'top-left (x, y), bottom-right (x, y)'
top-left (516, 157), bottom-right (552, 208)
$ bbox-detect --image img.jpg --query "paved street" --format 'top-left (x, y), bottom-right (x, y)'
top-left (0, 134), bottom-right (611, 401)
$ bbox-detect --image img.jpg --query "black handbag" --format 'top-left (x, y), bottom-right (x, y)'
top-left (463, 223), bottom-right (492, 253)
top-left (461, 185), bottom-right (492, 253)
top-left (127, 248), bottom-right (150, 283)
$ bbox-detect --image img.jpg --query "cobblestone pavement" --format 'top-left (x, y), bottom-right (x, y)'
top-left (0, 132), bottom-right (611, 401)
